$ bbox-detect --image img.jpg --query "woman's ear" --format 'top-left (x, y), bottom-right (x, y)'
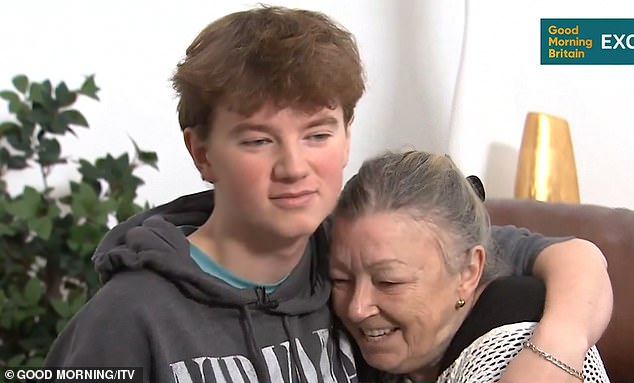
top-left (183, 127), bottom-right (215, 183)
top-left (458, 245), bottom-right (486, 298)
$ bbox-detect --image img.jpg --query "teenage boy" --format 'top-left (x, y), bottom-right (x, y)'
top-left (45, 6), bottom-right (612, 383)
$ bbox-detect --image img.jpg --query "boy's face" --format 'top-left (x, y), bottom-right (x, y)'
top-left (188, 104), bottom-right (351, 241)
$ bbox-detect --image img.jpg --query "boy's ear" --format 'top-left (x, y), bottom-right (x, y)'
top-left (183, 128), bottom-right (215, 182)
top-left (343, 122), bottom-right (352, 167)
top-left (458, 245), bottom-right (486, 299)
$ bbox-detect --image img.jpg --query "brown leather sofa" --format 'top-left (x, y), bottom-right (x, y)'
top-left (486, 198), bottom-right (634, 382)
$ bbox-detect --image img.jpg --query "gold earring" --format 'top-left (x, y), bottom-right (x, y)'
top-left (455, 298), bottom-right (466, 310)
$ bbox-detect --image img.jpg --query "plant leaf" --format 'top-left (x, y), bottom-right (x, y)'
top-left (42, 80), bottom-right (53, 95)
top-left (6, 354), bottom-right (26, 367)
top-left (28, 82), bottom-right (56, 112)
top-left (50, 298), bottom-right (71, 318)
top-left (13, 75), bottom-right (29, 93)
top-left (23, 278), bottom-right (43, 305)
top-left (59, 109), bottom-right (88, 127)
top-left (28, 82), bottom-right (45, 104)
top-left (9, 99), bottom-right (29, 115)
top-left (46, 201), bottom-right (61, 219)
top-left (25, 356), bottom-right (45, 368)
top-left (69, 294), bottom-right (87, 313)
top-left (0, 121), bottom-right (20, 136)
top-left (78, 159), bottom-right (102, 181)
top-left (115, 198), bottom-right (142, 221)
top-left (30, 106), bottom-right (53, 128)
top-left (70, 182), bottom-right (99, 217)
top-left (56, 318), bottom-right (69, 333)
top-left (29, 216), bottom-right (53, 239)
top-left (0, 90), bottom-right (20, 103)
top-left (7, 156), bottom-right (28, 169)
top-left (68, 222), bottom-right (105, 255)
top-left (79, 75), bottom-right (100, 100)
top-left (49, 114), bottom-right (69, 134)
top-left (0, 222), bottom-right (16, 236)
top-left (5, 128), bottom-right (31, 152)
top-left (37, 138), bottom-right (62, 166)
top-left (0, 147), bottom-right (9, 164)
top-left (55, 82), bottom-right (76, 107)
top-left (6, 186), bottom-right (41, 219)
top-left (131, 138), bottom-right (158, 170)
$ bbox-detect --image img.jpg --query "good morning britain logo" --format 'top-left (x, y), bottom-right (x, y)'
top-left (541, 19), bottom-right (634, 64)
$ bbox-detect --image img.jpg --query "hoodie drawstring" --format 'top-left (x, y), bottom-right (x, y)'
top-left (240, 287), bottom-right (309, 383)
top-left (241, 306), bottom-right (272, 383)
top-left (283, 316), bottom-right (309, 383)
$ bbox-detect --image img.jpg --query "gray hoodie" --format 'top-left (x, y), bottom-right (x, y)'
top-left (44, 190), bottom-right (558, 383)
top-left (45, 190), bottom-right (356, 383)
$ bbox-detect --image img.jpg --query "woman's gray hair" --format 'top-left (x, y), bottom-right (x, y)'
top-left (334, 150), bottom-right (510, 284)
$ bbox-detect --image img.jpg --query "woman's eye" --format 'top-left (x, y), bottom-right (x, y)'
top-left (377, 281), bottom-right (402, 287)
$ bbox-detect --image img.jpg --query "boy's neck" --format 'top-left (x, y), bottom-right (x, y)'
top-left (187, 217), bottom-right (310, 285)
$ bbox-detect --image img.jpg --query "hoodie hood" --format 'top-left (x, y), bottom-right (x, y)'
top-left (92, 190), bottom-right (332, 315)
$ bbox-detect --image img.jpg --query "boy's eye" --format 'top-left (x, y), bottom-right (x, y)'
top-left (241, 138), bottom-right (271, 146)
top-left (307, 133), bottom-right (331, 141)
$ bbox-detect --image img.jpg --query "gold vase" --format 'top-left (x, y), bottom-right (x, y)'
top-left (514, 112), bottom-right (580, 203)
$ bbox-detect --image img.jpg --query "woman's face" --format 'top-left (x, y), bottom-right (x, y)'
top-left (330, 211), bottom-right (471, 376)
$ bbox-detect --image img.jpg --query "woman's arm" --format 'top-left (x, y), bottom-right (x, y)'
top-left (499, 238), bottom-right (613, 383)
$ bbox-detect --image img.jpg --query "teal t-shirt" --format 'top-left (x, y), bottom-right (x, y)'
top-left (180, 226), bottom-right (287, 294)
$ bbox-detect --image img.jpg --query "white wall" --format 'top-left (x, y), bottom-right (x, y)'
top-left (448, 0), bottom-right (634, 209)
top-left (2, 0), bottom-right (632, 209)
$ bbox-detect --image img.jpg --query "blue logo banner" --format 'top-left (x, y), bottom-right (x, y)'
top-left (541, 19), bottom-right (634, 65)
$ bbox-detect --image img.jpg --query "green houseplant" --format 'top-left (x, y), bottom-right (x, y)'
top-left (0, 75), bottom-right (158, 367)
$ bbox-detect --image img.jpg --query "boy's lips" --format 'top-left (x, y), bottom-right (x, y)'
top-left (270, 190), bottom-right (317, 208)
top-left (271, 190), bottom-right (316, 199)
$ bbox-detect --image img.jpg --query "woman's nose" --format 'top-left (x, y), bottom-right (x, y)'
top-left (347, 282), bottom-right (379, 322)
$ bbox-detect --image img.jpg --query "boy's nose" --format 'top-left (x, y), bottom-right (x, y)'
top-left (273, 145), bottom-right (309, 181)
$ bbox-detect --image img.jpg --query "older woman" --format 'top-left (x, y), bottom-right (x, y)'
top-left (329, 151), bottom-right (609, 383)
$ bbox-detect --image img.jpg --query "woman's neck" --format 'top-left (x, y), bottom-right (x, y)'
top-left (404, 364), bottom-right (440, 383)
top-left (405, 284), bottom-right (490, 382)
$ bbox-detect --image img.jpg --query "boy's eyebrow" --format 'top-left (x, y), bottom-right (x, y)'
top-left (231, 115), bottom-right (340, 135)
top-left (305, 116), bottom-right (339, 129)
top-left (231, 122), bottom-right (273, 135)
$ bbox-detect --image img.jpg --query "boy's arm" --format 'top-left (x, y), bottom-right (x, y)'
top-left (44, 289), bottom-right (152, 382)
top-left (493, 226), bottom-right (612, 383)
